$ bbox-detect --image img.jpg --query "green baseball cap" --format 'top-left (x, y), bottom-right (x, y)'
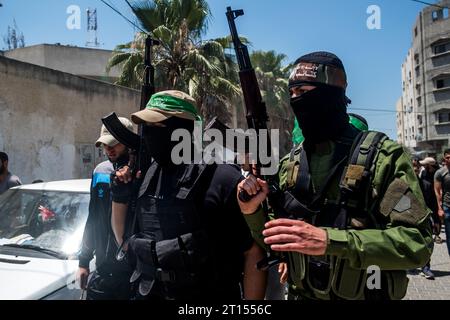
top-left (131, 90), bottom-right (201, 124)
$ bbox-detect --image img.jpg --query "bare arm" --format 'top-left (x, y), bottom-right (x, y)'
top-left (243, 241), bottom-right (267, 300)
top-left (111, 202), bottom-right (128, 246)
top-left (434, 180), bottom-right (444, 220)
top-left (110, 165), bottom-right (137, 247)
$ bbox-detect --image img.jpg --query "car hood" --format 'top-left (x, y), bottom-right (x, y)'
top-left (0, 254), bottom-right (79, 300)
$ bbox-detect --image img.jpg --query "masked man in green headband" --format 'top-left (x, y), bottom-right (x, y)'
top-left (237, 52), bottom-right (433, 300)
top-left (110, 90), bottom-right (266, 300)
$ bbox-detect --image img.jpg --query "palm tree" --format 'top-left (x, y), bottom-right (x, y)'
top-left (107, 0), bottom-right (239, 123)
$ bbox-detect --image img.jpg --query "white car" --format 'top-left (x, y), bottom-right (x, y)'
top-left (0, 179), bottom-right (94, 300)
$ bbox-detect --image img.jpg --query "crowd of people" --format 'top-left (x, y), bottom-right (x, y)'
top-left (72, 51), bottom-right (443, 301)
top-left (412, 153), bottom-right (450, 280)
top-left (2, 51), bottom-right (449, 301)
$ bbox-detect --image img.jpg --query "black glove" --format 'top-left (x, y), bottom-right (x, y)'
top-left (110, 171), bottom-right (133, 204)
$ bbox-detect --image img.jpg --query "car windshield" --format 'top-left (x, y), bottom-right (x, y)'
top-left (0, 188), bottom-right (89, 259)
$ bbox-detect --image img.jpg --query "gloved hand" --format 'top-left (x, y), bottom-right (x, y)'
top-left (110, 166), bottom-right (134, 204)
top-left (127, 235), bottom-right (155, 266)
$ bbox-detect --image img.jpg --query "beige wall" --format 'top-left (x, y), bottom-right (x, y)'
top-left (0, 56), bottom-right (139, 184)
top-left (4, 44), bottom-right (121, 83)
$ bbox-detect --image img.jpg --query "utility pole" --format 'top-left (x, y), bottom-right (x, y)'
top-left (86, 8), bottom-right (99, 47)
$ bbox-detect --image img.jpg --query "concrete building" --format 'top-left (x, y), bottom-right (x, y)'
top-left (398, 0), bottom-right (450, 154)
top-left (4, 44), bottom-right (121, 83)
top-left (397, 97), bottom-right (405, 144)
top-left (0, 55), bottom-right (139, 184)
top-left (399, 48), bottom-right (418, 149)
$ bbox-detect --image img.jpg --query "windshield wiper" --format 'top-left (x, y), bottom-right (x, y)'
top-left (2, 244), bottom-right (68, 259)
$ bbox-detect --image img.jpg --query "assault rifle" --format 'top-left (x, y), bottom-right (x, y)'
top-left (101, 35), bottom-right (159, 248)
top-left (226, 7), bottom-right (277, 202)
top-left (226, 7), bottom-right (283, 270)
top-left (102, 35), bottom-right (159, 175)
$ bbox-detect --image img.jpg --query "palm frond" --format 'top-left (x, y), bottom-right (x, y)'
top-left (106, 52), bottom-right (133, 72)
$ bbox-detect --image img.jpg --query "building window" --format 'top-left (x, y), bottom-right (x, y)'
top-left (415, 66), bottom-right (420, 78)
top-left (437, 111), bottom-right (450, 123)
top-left (417, 96), bottom-right (422, 107)
top-left (418, 115), bottom-right (423, 125)
top-left (444, 8), bottom-right (449, 19)
top-left (433, 11), bottom-right (439, 21)
top-left (434, 42), bottom-right (450, 55)
top-left (415, 27), bottom-right (418, 37)
top-left (435, 77), bottom-right (450, 89)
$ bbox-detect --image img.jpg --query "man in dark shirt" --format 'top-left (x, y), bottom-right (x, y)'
top-left (110, 90), bottom-right (266, 300)
top-left (434, 149), bottom-right (450, 257)
top-left (413, 159), bottom-right (438, 279)
top-left (0, 152), bottom-right (21, 195)
top-left (77, 117), bottom-right (134, 300)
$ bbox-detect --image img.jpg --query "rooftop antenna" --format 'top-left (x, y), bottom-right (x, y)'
top-left (86, 8), bottom-right (99, 47)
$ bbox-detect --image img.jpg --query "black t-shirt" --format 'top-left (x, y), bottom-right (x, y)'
top-left (136, 163), bottom-right (253, 299)
top-left (200, 164), bottom-right (254, 279)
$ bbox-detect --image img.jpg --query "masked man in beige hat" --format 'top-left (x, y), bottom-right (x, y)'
top-left (110, 90), bottom-right (267, 300)
top-left (77, 117), bottom-right (135, 300)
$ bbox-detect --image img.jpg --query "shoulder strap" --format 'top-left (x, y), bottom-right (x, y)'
top-left (442, 168), bottom-right (449, 179)
top-left (293, 148), bottom-right (311, 201)
top-left (138, 161), bottom-right (160, 199)
top-left (342, 131), bottom-right (388, 190)
top-left (285, 144), bottom-right (303, 189)
top-left (176, 164), bottom-right (217, 200)
top-left (339, 130), bottom-right (388, 224)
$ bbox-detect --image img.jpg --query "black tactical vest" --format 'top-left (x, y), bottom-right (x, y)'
top-left (129, 162), bottom-right (215, 299)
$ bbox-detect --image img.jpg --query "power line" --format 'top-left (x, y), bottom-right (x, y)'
top-left (98, 0), bottom-right (147, 33)
top-left (349, 107), bottom-right (429, 114)
top-left (124, 0), bottom-right (135, 12)
top-left (410, 0), bottom-right (449, 9)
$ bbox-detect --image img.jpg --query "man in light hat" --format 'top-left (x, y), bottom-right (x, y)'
top-left (77, 117), bottom-right (134, 300)
top-left (110, 90), bottom-right (267, 300)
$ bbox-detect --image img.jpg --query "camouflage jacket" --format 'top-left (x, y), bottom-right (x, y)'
top-left (244, 133), bottom-right (433, 300)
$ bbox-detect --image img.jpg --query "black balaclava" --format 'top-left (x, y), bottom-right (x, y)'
top-left (289, 51), bottom-right (350, 145)
top-left (144, 116), bottom-right (194, 166)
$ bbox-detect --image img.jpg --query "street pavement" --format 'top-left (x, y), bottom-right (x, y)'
top-left (404, 230), bottom-right (450, 300)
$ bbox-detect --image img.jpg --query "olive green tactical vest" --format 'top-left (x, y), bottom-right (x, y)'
top-left (279, 131), bottom-right (409, 300)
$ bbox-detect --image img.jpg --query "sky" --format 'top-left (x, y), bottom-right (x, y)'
top-left (0, 0), bottom-right (432, 138)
